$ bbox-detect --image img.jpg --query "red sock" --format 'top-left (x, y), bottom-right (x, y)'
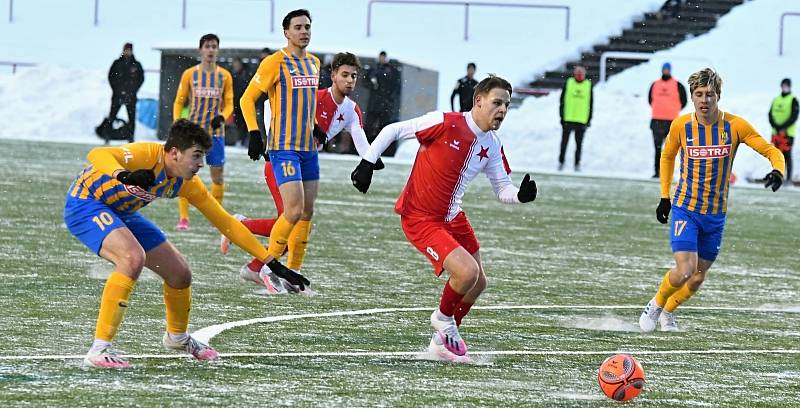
top-left (242, 218), bottom-right (276, 237)
top-left (453, 301), bottom-right (474, 327)
top-left (247, 245), bottom-right (268, 272)
top-left (438, 281), bottom-right (464, 317)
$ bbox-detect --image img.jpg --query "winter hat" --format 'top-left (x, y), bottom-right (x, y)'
top-left (781, 78), bottom-right (791, 87)
top-left (662, 62), bottom-right (671, 72)
top-left (123, 43), bottom-right (133, 51)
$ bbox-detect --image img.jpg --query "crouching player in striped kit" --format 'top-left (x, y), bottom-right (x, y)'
top-left (639, 68), bottom-right (786, 332)
top-left (65, 120), bottom-right (308, 368)
top-left (350, 76), bottom-right (538, 363)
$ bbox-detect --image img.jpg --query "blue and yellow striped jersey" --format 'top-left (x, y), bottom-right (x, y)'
top-left (68, 143), bottom-right (206, 215)
top-left (246, 48), bottom-right (320, 151)
top-left (173, 65), bottom-right (233, 137)
top-left (660, 111), bottom-right (786, 215)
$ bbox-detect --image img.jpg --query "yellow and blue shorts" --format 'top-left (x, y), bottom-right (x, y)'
top-left (669, 205), bottom-right (726, 262)
top-left (64, 196), bottom-right (166, 255)
top-left (206, 135), bottom-right (225, 167)
top-left (267, 150), bottom-right (319, 186)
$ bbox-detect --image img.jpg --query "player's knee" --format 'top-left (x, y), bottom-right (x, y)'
top-left (688, 272), bottom-right (705, 289)
top-left (283, 206), bottom-right (303, 223)
top-left (473, 271), bottom-right (487, 293)
top-left (117, 247), bottom-right (146, 278)
top-left (170, 263), bottom-right (192, 289)
top-left (459, 261), bottom-right (481, 287)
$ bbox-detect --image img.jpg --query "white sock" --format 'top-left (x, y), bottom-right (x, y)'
top-left (90, 339), bottom-right (112, 353)
top-left (168, 332), bottom-right (189, 343)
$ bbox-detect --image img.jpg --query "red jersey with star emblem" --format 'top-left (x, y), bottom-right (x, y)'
top-left (364, 111), bottom-right (515, 221)
top-left (315, 88), bottom-right (371, 157)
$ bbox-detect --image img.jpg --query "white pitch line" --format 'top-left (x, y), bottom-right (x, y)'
top-left (191, 304), bottom-right (800, 344)
top-left (1, 349), bottom-right (799, 361)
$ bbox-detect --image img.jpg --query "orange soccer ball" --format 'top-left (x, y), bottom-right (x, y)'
top-left (597, 354), bottom-right (646, 401)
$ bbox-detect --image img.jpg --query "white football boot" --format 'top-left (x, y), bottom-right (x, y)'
top-left (162, 333), bottom-right (219, 361)
top-left (430, 310), bottom-right (469, 357)
top-left (638, 297), bottom-right (663, 332)
top-left (258, 268), bottom-right (288, 295)
top-left (239, 264), bottom-right (264, 286)
top-left (83, 345), bottom-right (130, 369)
top-left (659, 310), bottom-right (679, 332)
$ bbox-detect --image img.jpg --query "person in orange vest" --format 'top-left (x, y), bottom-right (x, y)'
top-left (648, 62), bottom-right (687, 178)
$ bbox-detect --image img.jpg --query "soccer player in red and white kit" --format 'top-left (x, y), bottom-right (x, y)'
top-left (224, 52), bottom-right (383, 293)
top-left (350, 76), bottom-right (538, 362)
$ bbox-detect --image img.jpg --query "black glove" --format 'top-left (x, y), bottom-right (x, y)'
top-left (351, 159), bottom-right (375, 194)
top-left (248, 130), bottom-right (265, 161)
top-left (373, 158), bottom-right (385, 171)
top-left (210, 115), bottom-right (224, 130)
top-left (656, 198), bottom-right (671, 224)
top-left (517, 173), bottom-right (537, 203)
top-left (266, 259), bottom-right (310, 291)
top-left (116, 169), bottom-right (155, 190)
top-left (313, 124), bottom-right (328, 147)
top-left (763, 169), bottom-right (783, 192)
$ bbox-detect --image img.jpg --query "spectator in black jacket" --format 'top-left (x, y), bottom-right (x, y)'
top-left (451, 62), bottom-right (478, 112)
top-left (106, 43), bottom-right (144, 142)
top-left (365, 51), bottom-right (401, 155)
top-left (231, 58), bottom-right (251, 146)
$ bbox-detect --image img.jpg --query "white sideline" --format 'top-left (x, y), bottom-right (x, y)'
top-left (192, 304), bottom-right (800, 344)
top-left (2, 304), bottom-right (798, 362)
top-left (1, 349), bottom-right (799, 361)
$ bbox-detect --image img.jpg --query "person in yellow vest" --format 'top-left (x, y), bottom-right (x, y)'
top-left (172, 33), bottom-right (233, 231)
top-left (558, 65), bottom-right (593, 171)
top-left (769, 78), bottom-right (798, 182)
top-left (649, 62), bottom-right (687, 178)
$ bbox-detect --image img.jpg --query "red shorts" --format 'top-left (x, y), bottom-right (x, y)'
top-left (400, 212), bottom-right (480, 276)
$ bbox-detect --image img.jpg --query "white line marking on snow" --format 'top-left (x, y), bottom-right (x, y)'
top-left (1, 349), bottom-right (799, 361)
top-left (192, 304), bottom-right (800, 344)
top-left (3, 304), bottom-right (797, 362)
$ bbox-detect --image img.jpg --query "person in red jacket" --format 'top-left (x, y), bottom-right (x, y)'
top-left (648, 62), bottom-right (687, 178)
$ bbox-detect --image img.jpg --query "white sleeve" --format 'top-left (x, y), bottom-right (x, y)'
top-left (484, 143), bottom-right (519, 204)
top-left (363, 111), bottom-right (444, 164)
top-left (348, 120), bottom-right (370, 159)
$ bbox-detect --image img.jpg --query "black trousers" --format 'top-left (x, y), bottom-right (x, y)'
top-left (559, 122), bottom-right (587, 165)
top-left (108, 93), bottom-right (136, 141)
top-left (784, 137), bottom-right (794, 181)
top-left (365, 109), bottom-right (398, 156)
top-left (650, 119), bottom-right (672, 176)
top-left (233, 107), bottom-right (248, 146)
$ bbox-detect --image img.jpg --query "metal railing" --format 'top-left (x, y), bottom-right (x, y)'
top-left (0, 61), bottom-right (161, 75)
top-left (0, 61), bottom-right (36, 74)
top-left (7, 0), bottom-right (274, 31)
top-left (182, 0), bottom-right (274, 31)
top-left (598, 51), bottom-right (713, 82)
top-left (366, 0), bottom-right (570, 41)
top-left (779, 12), bottom-right (800, 56)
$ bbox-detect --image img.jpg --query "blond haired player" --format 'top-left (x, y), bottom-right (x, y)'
top-left (639, 68), bottom-right (785, 332)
